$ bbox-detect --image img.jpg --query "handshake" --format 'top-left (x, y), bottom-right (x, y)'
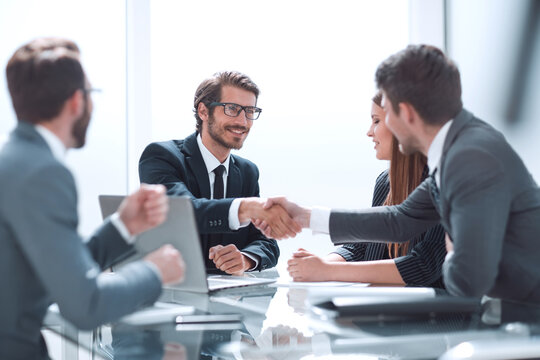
top-left (238, 197), bottom-right (311, 240)
top-left (117, 188), bottom-right (311, 287)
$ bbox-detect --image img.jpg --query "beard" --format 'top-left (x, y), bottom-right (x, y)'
top-left (71, 96), bottom-right (91, 149)
top-left (207, 113), bottom-right (249, 150)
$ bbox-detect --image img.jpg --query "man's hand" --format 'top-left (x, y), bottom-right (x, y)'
top-left (118, 184), bottom-right (168, 236)
top-left (253, 197), bottom-right (311, 239)
top-left (144, 244), bottom-right (185, 285)
top-left (238, 198), bottom-right (302, 240)
top-left (209, 244), bottom-right (255, 275)
top-left (287, 248), bottom-right (330, 282)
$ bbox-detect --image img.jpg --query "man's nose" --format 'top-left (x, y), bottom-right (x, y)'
top-left (233, 110), bottom-right (249, 125)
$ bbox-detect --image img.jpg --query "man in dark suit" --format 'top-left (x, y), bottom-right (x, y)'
top-left (140, 71), bottom-right (299, 275)
top-left (259, 45), bottom-right (540, 304)
top-left (0, 38), bottom-right (185, 359)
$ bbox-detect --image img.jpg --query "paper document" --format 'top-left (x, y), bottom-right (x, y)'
top-left (273, 280), bottom-right (369, 288)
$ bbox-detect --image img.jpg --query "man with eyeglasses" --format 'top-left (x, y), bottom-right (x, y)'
top-left (139, 71), bottom-right (300, 275)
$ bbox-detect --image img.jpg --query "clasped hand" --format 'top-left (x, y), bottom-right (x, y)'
top-left (209, 244), bottom-right (255, 275)
top-left (248, 197), bottom-right (311, 240)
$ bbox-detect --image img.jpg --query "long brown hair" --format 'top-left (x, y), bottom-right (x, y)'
top-left (372, 91), bottom-right (427, 258)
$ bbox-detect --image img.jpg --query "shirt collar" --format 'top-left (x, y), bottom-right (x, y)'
top-left (196, 133), bottom-right (230, 175)
top-left (35, 125), bottom-right (67, 163)
top-left (427, 119), bottom-right (453, 175)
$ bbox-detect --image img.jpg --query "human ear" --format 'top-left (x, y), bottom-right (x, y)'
top-left (398, 103), bottom-right (414, 125)
top-left (63, 89), bottom-right (85, 119)
top-left (198, 102), bottom-right (209, 121)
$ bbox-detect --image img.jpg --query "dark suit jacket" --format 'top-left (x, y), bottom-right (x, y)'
top-left (0, 122), bottom-right (162, 360)
top-left (329, 109), bottom-right (540, 303)
top-left (139, 132), bottom-right (279, 271)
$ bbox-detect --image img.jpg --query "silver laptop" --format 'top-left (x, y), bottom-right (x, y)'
top-left (99, 195), bottom-right (275, 293)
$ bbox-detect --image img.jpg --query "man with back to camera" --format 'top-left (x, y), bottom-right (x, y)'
top-left (0, 38), bottom-right (185, 359)
top-left (139, 71), bottom-right (301, 275)
top-left (258, 45), bottom-right (540, 304)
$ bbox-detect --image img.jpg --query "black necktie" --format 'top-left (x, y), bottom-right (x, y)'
top-left (429, 168), bottom-right (441, 205)
top-left (208, 165), bottom-right (226, 269)
top-left (213, 165), bottom-right (226, 199)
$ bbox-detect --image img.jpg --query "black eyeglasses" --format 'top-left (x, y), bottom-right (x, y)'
top-left (209, 102), bottom-right (262, 120)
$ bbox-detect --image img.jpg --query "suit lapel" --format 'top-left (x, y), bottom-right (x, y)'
top-left (437, 109), bottom-right (474, 232)
top-left (441, 109), bottom-right (474, 155)
top-left (226, 156), bottom-right (243, 198)
top-left (438, 109), bottom-right (474, 189)
top-left (183, 133), bottom-right (211, 199)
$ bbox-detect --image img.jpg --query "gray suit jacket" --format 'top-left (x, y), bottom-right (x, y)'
top-left (330, 109), bottom-right (540, 303)
top-left (0, 122), bottom-right (162, 359)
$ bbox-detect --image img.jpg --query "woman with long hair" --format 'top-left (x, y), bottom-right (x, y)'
top-left (287, 92), bottom-right (447, 287)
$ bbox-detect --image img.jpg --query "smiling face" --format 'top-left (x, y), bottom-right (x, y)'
top-left (381, 91), bottom-right (421, 155)
top-left (366, 101), bottom-right (393, 160)
top-left (200, 85), bottom-right (255, 160)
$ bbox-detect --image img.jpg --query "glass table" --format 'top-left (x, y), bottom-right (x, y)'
top-left (44, 270), bottom-right (540, 359)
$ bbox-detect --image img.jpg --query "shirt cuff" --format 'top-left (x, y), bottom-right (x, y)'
top-left (110, 212), bottom-right (136, 244)
top-left (445, 250), bottom-right (455, 263)
top-left (229, 198), bottom-right (250, 230)
top-left (310, 206), bottom-right (331, 234)
top-left (241, 251), bottom-right (260, 271)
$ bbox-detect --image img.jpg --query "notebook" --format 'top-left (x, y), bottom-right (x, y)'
top-left (99, 195), bottom-right (275, 293)
top-left (312, 294), bottom-right (481, 320)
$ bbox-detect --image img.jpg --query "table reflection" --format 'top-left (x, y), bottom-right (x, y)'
top-left (76, 276), bottom-right (540, 360)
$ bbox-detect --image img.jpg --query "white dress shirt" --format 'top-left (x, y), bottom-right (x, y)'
top-left (427, 120), bottom-right (453, 187)
top-left (196, 134), bottom-right (258, 269)
top-left (35, 125), bottom-right (134, 244)
top-left (426, 119), bottom-right (454, 262)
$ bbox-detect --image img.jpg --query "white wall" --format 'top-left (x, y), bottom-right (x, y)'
top-left (0, 0), bottom-right (127, 236)
top-left (409, 0), bottom-right (445, 48)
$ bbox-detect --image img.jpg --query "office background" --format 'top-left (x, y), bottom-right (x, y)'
top-left (1, 0), bottom-right (538, 274)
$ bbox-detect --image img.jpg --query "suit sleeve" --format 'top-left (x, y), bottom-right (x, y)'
top-left (442, 148), bottom-right (509, 297)
top-left (394, 224), bottom-right (447, 286)
top-left (139, 142), bottom-right (234, 234)
top-left (237, 168), bottom-right (280, 270)
top-left (9, 164), bottom-right (162, 330)
top-left (85, 220), bottom-right (135, 269)
top-left (331, 243), bottom-right (368, 261)
top-left (329, 179), bottom-right (440, 245)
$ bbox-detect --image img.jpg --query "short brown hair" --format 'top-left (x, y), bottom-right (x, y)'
top-left (375, 44), bottom-right (462, 125)
top-left (193, 71), bottom-right (260, 132)
top-left (6, 37), bottom-right (85, 124)
top-left (384, 137), bottom-right (427, 258)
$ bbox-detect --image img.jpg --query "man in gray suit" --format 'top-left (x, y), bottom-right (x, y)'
top-left (258, 45), bottom-right (540, 304)
top-left (0, 38), bottom-right (185, 359)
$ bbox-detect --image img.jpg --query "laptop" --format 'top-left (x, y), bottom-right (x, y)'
top-left (99, 195), bottom-right (276, 293)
